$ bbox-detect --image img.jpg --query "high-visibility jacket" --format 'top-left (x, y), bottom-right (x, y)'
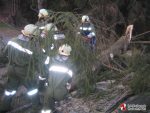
top-left (3, 34), bottom-right (40, 89)
top-left (79, 22), bottom-right (96, 46)
top-left (44, 54), bottom-right (73, 101)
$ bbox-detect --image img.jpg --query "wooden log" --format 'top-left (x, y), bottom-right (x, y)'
top-left (38, 0), bottom-right (46, 10)
top-left (94, 25), bottom-right (134, 70)
top-left (6, 103), bottom-right (32, 113)
top-left (105, 90), bottom-right (133, 113)
top-left (131, 41), bottom-right (150, 44)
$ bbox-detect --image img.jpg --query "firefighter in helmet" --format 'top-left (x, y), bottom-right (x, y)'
top-left (79, 15), bottom-right (96, 50)
top-left (0, 24), bottom-right (40, 112)
top-left (41, 44), bottom-right (73, 113)
top-left (40, 23), bottom-right (66, 55)
top-left (36, 8), bottom-right (55, 28)
top-left (36, 9), bottom-right (50, 27)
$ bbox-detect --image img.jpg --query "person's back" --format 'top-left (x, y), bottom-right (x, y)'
top-left (8, 24), bottom-right (40, 85)
top-left (5, 34), bottom-right (33, 67)
top-left (0, 24), bottom-right (40, 112)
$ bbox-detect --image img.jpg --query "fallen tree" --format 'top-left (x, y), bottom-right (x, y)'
top-left (70, 25), bottom-right (134, 93)
top-left (93, 25), bottom-right (134, 71)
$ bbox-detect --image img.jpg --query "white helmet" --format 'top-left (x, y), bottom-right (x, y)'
top-left (59, 44), bottom-right (72, 56)
top-left (44, 23), bottom-right (58, 32)
top-left (21, 24), bottom-right (39, 37)
top-left (38, 9), bottom-right (49, 19)
top-left (82, 15), bottom-right (90, 22)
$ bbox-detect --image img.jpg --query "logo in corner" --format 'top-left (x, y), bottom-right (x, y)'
top-left (120, 103), bottom-right (127, 111)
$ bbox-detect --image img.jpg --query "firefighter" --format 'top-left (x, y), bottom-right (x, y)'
top-left (40, 23), bottom-right (66, 55)
top-left (35, 9), bottom-right (56, 53)
top-left (36, 8), bottom-right (55, 30)
top-left (36, 8), bottom-right (50, 27)
top-left (41, 23), bottom-right (58, 38)
top-left (0, 24), bottom-right (41, 112)
top-left (41, 44), bottom-right (73, 113)
top-left (38, 23), bottom-right (58, 93)
top-left (79, 15), bottom-right (96, 50)
top-left (40, 23), bottom-right (58, 53)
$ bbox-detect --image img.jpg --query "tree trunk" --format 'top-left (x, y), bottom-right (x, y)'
top-left (94, 25), bottom-right (133, 70)
top-left (38, 0), bottom-right (47, 10)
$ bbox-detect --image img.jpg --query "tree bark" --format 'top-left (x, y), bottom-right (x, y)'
top-left (94, 25), bottom-right (134, 70)
top-left (38, 0), bottom-right (47, 10)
